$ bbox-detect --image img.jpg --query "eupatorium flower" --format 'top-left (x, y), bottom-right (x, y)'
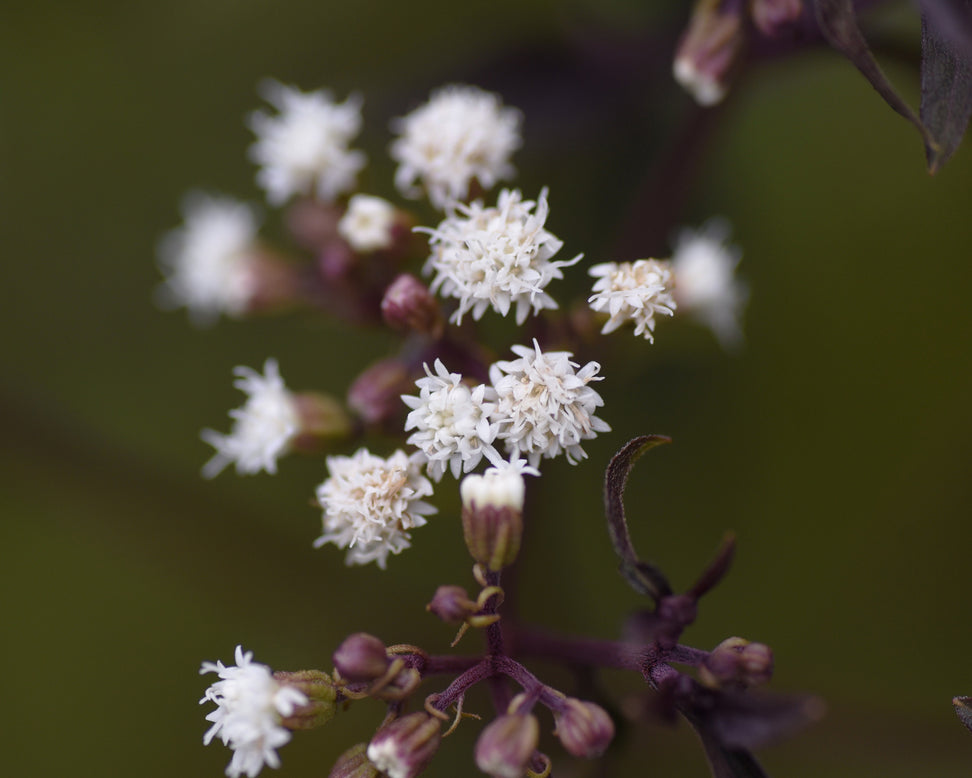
top-left (588, 259), bottom-right (676, 342)
top-left (248, 80), bottom-right (366, 205)
top-left (420, 188), bottom-right (580, 325)
top-left (314, 448), bottom-right (436, 568)
top-left (390, 84), bottom-right (521, 209)
top-left (200, 645), bottom-right (308, 778)
top-left (156, 192), bottom-right (261, 324)
top-left (402, 359), bottom-right (502, 481)
top-left (201, 359), bottom-right (299, 478)
top-left (489, 340), bottom-right (610, 467)
top-left (338, 194), bottom-right (397, 253)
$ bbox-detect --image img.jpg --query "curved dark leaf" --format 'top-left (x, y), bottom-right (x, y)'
top-left (682, 707), bottom-right (769, 778)
top-left (687, 533), bottom-right (737, 600)
top-left (920, 0), bottom-right (972, 172)
top-left (953, 696), bottom-right (972, 732)
top-left (603, 435), bottom-right (673, 600)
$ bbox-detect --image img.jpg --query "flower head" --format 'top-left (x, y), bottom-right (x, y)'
top-left (248, 80), bottom-right (366, 205)
top-left (588, 259), bottom-right (676, 342)
top-left (201, 359), bottom-right (299, 478)
top-left (313, 448), bottom-right (436, 568)
top-left (200, 645), bottom-right (308, 778)
top-left (420, 188), bottom-right (580, 325)
top-left (402, 359), bottom-right (502, 481)
top-left (338, 194), bottom-right (397, 253)
top-left (156, 193), bottom-right (261, 324)
top-left (390, 84), bottom-right (521, 209)
top-left (670, 219), bottom-right (747, 348)
top-left (489, 340), bottom-right (610, 467)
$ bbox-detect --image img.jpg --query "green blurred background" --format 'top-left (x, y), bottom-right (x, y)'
top-left (3, 1), bottom-right (971, 776)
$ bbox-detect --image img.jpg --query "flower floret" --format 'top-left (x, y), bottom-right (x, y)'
top-left (588, 258), bottom-right (676, 342)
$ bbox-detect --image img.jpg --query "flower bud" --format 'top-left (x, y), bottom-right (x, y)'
top-left (332, 633), bottom-right (390, 683)
top-left (427, 585), bottom-right (479, 623)
top-left (750, 0), bottom-right (803, 38)
top-left (673, 0), bottom-right (746, 106)
top-left (347, 358), bottom-right (413, 427)
top-left (271, 669), bottom-right (339, 729)
top-left (699, 636), bottom-right (774, 689)
top-left (475, 713), bottom-right (539, 778)
top-left (460, 467), bottom-right (526, 572)
top-left (552, 698), bottom-right (615, 759)
top-left (329, 743), bottom-right (379, 778)
top-left (286, 198), bottom-right (342, 251)
top-left (367, 712), bottom-right (442, 778)
top-left (242, 250), bottom-right (303, 315)
top-left (381, 274), bottom-right (444, 337)
top-left (290, 391), bottom-right (352, 451)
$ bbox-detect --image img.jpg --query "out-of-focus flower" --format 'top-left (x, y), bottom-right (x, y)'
top-left (202, 359), bottom-right (299, 478)
top-left (420, 188), bottom-right (580, 325)
top-left (248, 80), bottom-right (365, 205)
top-left (200, 645), bottom-right (308, 778)
top-left (390, 84), bottom-right (521, 209)
top-left (588, 259), bottom-right (676, 343)
top-left (489, 340), bottom-right (610, 468)
top-left (338, 194), bottom-right (397, 253)
top-left (402, 359), bottom-right (501, 481)
top-left (313, 448), bottom-right (436, 568)
top-left (157, 193), bottom-right (261, 324)
top-left (670, 219), bottom-right (747, 348)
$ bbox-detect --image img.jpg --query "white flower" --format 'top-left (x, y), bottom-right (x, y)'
top-left (156, 193), bottom-right (260, 324)
top-left (390, 84), bottom-right (522, 209)
top-left (419, 188), bottom-right (580, 325)
top-left (588, 259), bottom-right (676, 343)
top-left (313, 448), bottom-right (437, 569)
top-left (201, 359), bottom-right (299, 478)
top-left (338, 194), bottom-right (397, 252)
top-left (670, 219), bottom-right (747, 348)
top-left (489, 340), bottom-right (610, 468)
top-left (200, 645), bottom-right (308, 778)
top-left (248, 80), bottom-right (366, 205)
top-left (460, 457), bottom-right (539, 512)
top-left (402, 359), bottom-right (502, 481)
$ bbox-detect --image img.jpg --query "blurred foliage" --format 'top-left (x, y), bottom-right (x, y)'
top-left (2, 0), bottom-right (972, 776)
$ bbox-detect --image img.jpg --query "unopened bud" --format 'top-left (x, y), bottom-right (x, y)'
top-left (347, 358), bottom-right (412, 427)
top-left (673, 1), bottom-right (746, 106)
top-left (332, 633), bottom-right (390, 683)
top-left (427, 585), bottom-right (479, 623)
top-left (552, 698), bottom-right (615, 759)
top-left (286, 198), bottom-right (342, 251)
top-left (699, 636), bottom-right (774, 689)
top-left (243, 250), bottom-right (303, 314)
top-left (381, 274), bottom-right (444, 337)
top-left (475, 713), bottom-right (539, 778)
top-left (329, 743), bottom-right (379, 778)
top-left (750, 0), bottom-right (803, 37)
top-left (460, 466), bottom-right (527, 571)
top-left (272, 669), bottom-right (338, 730)
top-left (291, 391), bottom-right (352, 451)
top-left (367, 712), bottom-right (442, 778)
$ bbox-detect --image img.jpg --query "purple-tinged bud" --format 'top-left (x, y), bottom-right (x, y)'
top-left (552, 698), bottom-right (615, 759)
top-left (427, 585), bottom-right (478, 623)
top-left (367, 712), bottom-right (442, 778)
top-left (460, 466), bottom-right (527, 572)
top-left (750, 0), bottom-right (803, 38)
top-left (347, 358), bottom-right (412, 427)
top-left (381, 274), bottom-right (444, 337)
top-left (699, 636), bottom-right (774, 689)
top-left (242, 249), bottom-right (303, 315)
top-left (290, 392), bottom-right (352, 451)
top-left (332, 633), bottom-right (390, 683)
top-left (329, 743), bottom-right (379, 778)
top-left (271, 669), bottom-right (339, 729)
top-left (475, 713), bottom-right (540, 778)
top-left (286, 198), bottom-right (342, 251)
top-left (673, 0), bottom-right (747, 106)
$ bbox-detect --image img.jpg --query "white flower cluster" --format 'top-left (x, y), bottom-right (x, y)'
top-left (200, 645), bottom-right (307, 778)
top-left (420, 188), bottom-right (580, 325)
top-left (314, 448), bottom-right (437, 569)
top-left (337, 194), bottom-right (397, 253)
top-left (402, 342), bottom-right (609, 477)
top-left (390, 84), bottom-right (522, 209)
top-left (201, 359), bottom-right (299, 478)
top-left (248, 80), bottom-right (366, 205)
top-left (157, 193), bottom-right (260, 324)
top-left (588, 258), bottom-right (677, 342)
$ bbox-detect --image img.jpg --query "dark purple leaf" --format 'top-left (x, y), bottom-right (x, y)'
top-left (681, 707), bottom-right (769, 778)
top-left (920, 0), bottom-right (972, 172)
top-left (603, 436), bottom-right (673, 600)
top-left (705, 690), bottom-right (826, 750)
top-left (953, 695), bottom-right (972, 732)
top-left (688, 533), bottom-right (737, 600)
top-left (813, 0), bottom-right (937, 163)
